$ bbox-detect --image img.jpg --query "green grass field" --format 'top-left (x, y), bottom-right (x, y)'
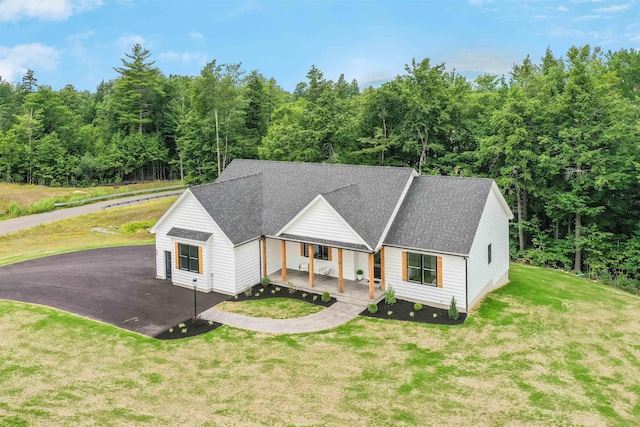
top-left (216, 297), bottom-right (324, 319)
top-left (1, 262), bottom-right (639, 426)
top-left (0, 198), bottom-right (175, 266)
top-left (0, 181), bottom-right (181, 219)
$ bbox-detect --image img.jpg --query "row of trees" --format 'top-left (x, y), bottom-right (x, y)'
top-left (0, 44), bottom-right (639, 288)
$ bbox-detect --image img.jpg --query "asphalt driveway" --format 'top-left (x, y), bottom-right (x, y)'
top-left (0, 245), bottom-right (228, 337)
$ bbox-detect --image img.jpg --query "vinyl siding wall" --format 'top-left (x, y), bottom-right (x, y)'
top-left (234, 240), bottom-right (261, 293)
top-left (282, 197), bottom-right (367, 247)
top-left (466, 187), bottom-right (511, 308)
top-left (385, 246), bottom-right (467, 310)
top-left (154, 191), bottom-right (235, 294)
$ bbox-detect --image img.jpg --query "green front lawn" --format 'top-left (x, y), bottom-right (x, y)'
top-left (215, 297), bottom-right (324, 319)
top-left (1, 263), bottom-right (639, 426)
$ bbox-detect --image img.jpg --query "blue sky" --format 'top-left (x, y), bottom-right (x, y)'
top-left (0, 0), bottom-right (638, 92)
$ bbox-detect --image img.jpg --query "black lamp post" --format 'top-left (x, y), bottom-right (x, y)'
top-left (192, 278), bottom-right (198, 318)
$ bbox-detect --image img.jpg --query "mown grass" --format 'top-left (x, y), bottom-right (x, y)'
top-left (0, 181), bottom-right (181, 219)
top-left (216, 297), bottom-right (324, 319)
top-left (0, 198), bottom-right (175, 266)
top-left (1, 262), bottom-right (639, 426)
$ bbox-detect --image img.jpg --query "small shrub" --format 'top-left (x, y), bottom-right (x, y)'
top-left (433, 313), bottom-right (437, 318)
top-left (169, 328), bottom-right (174, 333)
top-left (356, 269), bottom-right (364, 275)
top-left (7, 201), bottom-right (22, 216)
top-left (244, 288), bottom-right (253, 297)
top-left (191, 315), bottom-right (206, 327)
top-left (261, 276), bottom-right (271, 287)
top-left (275, 286), bottom-right (281, 292)
top-left (387, 311), bottom-right (393, 316)
top-left (181, 328), bottom-right (187, 334)
top-left (271, 290), bottom-right (275, 294)
top-left (312, 295), bottom-right (318, 301)
top-left (121, 220), bottom-right (155, 233)
top-left (208, 320), bottom-right (214, 325)
top-left (384, 286), bottom-right (396, 304)
top-left (259, 288), bottom-right (265, 293)
top-left (28, 198), bottom-right (55, 214)
top-left (413, 303), bottom-right (423, 311)
top-left (321, 291), bottom-right (331, 302)
top-left (178, 323), bottom-right (186, 328)
top-left (234, 295), bottom-right (238, 299)
top-left (367, 303), bottom-right (378, 313)
top-left (288, 282), bottom-right (297, 294)
top-left (409, 312), bottom-right (415, 318)
top-left (302, 293), bottom-right (308, 298)
top-left (448, 296), bottom-right (459, 320)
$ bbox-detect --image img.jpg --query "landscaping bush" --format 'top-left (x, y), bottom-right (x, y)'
top-left (367, 303), bottom-right (378, 314)
top-left (261, 276), bottom-right (271, 287)
top-left (448, 297), bottom-right (459, 321)
top-left (384, 286), bottom-right (396, 304)
top-left (7, 201), bottom-right (22, 216)
top-left (413, 303), bottom-right (423, 311)
top-left (28, 198), bottom-right (56, 214)
top-left (321, 291), bottom-right (331, 302)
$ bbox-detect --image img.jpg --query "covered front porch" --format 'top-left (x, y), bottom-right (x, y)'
top-left (261, 238), bottom-right (386, 303)
top-left (267, 268), bottom-right (383, 305)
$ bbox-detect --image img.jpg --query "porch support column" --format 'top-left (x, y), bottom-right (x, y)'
top-left (309, 244), bottom-right (315, 287)
top-left (262, 238), bottom-right (267, 278)
top-left (338, 248), bottom-right (344, 293)
top-left (369, 252), bottom-right (375, 299)
top-left (281, 240), bottom-right (287, 282)
top-left (380, 247), bottom-right (386, 291)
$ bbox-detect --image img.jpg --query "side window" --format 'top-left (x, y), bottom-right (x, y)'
top-left (488, 243), bottom-right (492, 264)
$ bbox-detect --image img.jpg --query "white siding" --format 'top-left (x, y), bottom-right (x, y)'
top-left (281, 197), bottom-right (368, 247)
top-left (154, 191), bottom-right (235, 294)
top-left (235, 240), bottom-right (261, 293)
top-left (265, 238), bottom-right (282, 275)
top-left (466, 187), bottom-right (511, 309)
top-left (385, 246), bottom-right (467, 310)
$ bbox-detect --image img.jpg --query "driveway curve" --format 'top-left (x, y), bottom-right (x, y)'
top-left (0, 245), bottom-right (227, 337)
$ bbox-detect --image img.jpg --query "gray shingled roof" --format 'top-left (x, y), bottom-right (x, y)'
top-left (384, 175), bottom-right (494, 255)
top-left (167, 227), bottom-right (212, 242)
top-left (190, 159), bottom-right (415, 248)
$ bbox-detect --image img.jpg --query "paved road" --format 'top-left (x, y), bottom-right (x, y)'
top-left (201, 302), bottom-right (364, 334)
top-left (0, 245), bottom-right (228, 337)
top-left (0, 189), bottom-right (184, 236)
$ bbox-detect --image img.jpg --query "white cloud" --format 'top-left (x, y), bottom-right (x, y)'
top-left (0, 43), bottom-right (60, 82)
top-left (549, 26), bottom-right (608, 38)
top-left (115, 34), bottom-right (146, 51)
top-left (0, 0), bottom-right (102, 22)
top-left (557, 6), bottom-right (569, 11)
top-left (158, 51), bottom-right (207, 63)
top-left (189, 31), bottom-right (204, 41)
top-left (446, 48), bottom-right (516, 75)
top-left (572, 14), bottom-right (601, 21)
top-left (594, 4), bottom-right (631, 12)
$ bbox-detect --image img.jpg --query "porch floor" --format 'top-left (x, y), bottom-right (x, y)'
top-left (267, 268), bottom-right (383, 306)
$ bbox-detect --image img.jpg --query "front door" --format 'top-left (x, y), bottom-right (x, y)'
top-left (374, 251), bottom-right (381, 280)
top-left (165, 251), bottom-right (172, 280)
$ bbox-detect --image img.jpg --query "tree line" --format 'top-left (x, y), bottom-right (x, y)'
top-left (0, 44), bottom-right (639, 290)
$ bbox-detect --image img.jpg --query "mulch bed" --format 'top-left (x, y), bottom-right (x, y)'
top-left (232, 284), bottom-right (337, 307)
top-left (155, 317), bottom-right (223, 340)
top-left (360, 299), bottom-right (466, 325)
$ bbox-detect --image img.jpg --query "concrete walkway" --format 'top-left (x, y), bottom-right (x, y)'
top-left (200, 301), bottom-right (364, 334)
top-left (0, 190), bottom-right (184, 236)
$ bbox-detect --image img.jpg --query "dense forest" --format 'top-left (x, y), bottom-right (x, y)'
top-left (0, 44), bottom-right (639, 291)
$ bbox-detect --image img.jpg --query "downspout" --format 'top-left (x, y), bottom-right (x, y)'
top-left (465, 257), bottom-right (469, 313)
top-left (259, 237), bottom-right (264, 284)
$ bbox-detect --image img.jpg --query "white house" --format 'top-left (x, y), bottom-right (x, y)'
top-left (150, 159), bottom-right (513, 312)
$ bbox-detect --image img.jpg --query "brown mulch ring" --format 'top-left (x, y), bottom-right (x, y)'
top-left (155, 316), bottom-right (223, 340)
top-left (231, 284), bottom-right (337, 307)
top-left (360, 299), bottom-right (466, 325)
